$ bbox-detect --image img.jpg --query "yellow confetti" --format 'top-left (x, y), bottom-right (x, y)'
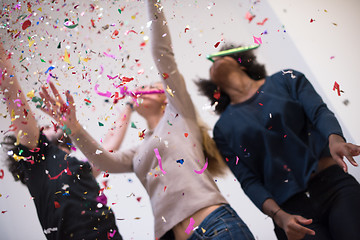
top-left (166, 85), bottom-right (174, 97)
top-left (28, 38), bottom-right (35, 47)
top-left (201, 227), bottom-right (206, 233)
top-left (38, 7), bottom-right (42, 12)
top-left (64, 49), bottom-right (71, 64)
top-left (26, 90), bottom-right (35, 98)
top-left (13, 154), bottom-right (25, 162)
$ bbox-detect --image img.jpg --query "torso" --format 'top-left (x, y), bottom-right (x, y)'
top-left (172, 204), bottom-right (223, 240)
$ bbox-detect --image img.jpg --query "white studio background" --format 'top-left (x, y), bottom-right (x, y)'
top-left (0, 0), bottom-right (359, 239)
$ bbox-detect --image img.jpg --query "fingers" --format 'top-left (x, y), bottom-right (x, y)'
top-left (333, 155), bottom-right (347, 172)
top-left (291, 216), bottom-right (315, 236)
top-left (49, 81), bottom-right (65, 104)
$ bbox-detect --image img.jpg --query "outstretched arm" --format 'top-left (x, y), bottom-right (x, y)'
top-left (0, 42), bottom-right (39, 149)
top-left (146, 0), bottom-right (196, 118)
top-left (39, 82), bottom-right (134, 173)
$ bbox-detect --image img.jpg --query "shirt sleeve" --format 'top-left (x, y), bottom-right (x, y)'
top-left (213, 125), bottom-right (273, 210)
top-left (146, 0), bottom-right (196, 119)
top-left (285, 69), bottom-right (345, 141)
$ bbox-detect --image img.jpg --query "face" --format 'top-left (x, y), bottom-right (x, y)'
top-left (133, 82), bottom-right (167, 111)
top-left (209, 56), bottom-right (241, 85)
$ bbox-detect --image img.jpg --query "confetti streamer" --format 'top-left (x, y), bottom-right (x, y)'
top-left (185, 217), bottom-right (195, 234)
top-left (63, 18), bottom-right (79, 29)
top-left (94, 84), bottom-right (112, 98)
top-left (154, 148), bottom-right (167, 175)
top-left (194, 158), bottom-right (208, 174)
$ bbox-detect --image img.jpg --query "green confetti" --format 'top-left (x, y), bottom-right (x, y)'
top-left (98, 122), bottom-right (104, 126)
top-left (118, 9), bottom-right (122, 14)
top-left (57, 42), bottom-right (61, 49)
top-left (40, 59), bottom-right (46, 63)
top-left (167, 120), bottom-right (172, 126)
top-left (131, 122), bottom-right (137, 128)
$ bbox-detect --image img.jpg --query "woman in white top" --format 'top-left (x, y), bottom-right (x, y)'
top-left (39, 1), bottom-right (255, 239)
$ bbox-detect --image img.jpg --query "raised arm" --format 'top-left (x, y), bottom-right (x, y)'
top-left (0, 43), bottom-right (39, 149)
top-left (146, 0), bottom-right (196, 118)
top-left (39, 82), bottom-right (134, 173)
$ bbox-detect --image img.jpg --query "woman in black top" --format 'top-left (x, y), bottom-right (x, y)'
top-left (0, 42), bottom-right (122, 240)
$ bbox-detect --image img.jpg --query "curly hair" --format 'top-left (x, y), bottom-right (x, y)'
top-left (196, 43), bottom-right (267, 114)
top-left (1, 132), bottom-right (73, 185)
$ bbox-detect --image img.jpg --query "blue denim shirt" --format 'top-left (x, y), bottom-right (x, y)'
top-left (214, 69), bottom-right (344, 210)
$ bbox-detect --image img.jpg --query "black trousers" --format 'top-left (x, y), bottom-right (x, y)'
top-left (274, 165), bottom-right (360, 240)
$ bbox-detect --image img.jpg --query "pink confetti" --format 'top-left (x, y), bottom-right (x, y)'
top-left (100, 65), bottom-right (104, 74)
top-left (103, 52), bottom-right (116, 59)
top-left (154, 148), bottom-right (167, 175)
top-left (245, 11), bottom-right (256, 23)
top-left (194, 158), bottom-right (208, 174)
top-left (253, 36), bottom-right (262, 44)
top-left (94, 84), bottom-right (112, 98)
top-left (13, 99), bottom-right (22, 107)
top-left (107, 74), bottom-right (118, 80)
top-left (185, 217), bottom-right (195, 234)
top-left (107, 230), bottom-right (117, 238)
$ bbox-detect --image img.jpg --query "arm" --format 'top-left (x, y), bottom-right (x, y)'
top-left (0, 43), bottom-right (39, 149)
top-left (39, 81), bottom-right (134, 173)
top-left (214, 125), bottom-right (315, 239)
top-left (288, 70), bottom-right (360, 171)
top-left (146, 0), bottom-right (196, 118)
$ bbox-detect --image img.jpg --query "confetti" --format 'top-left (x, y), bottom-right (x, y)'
top-left (64, 18), bottom-right (79, 29)
top-left (185, 217), bottom-right (195, 234)
top-left (257, 18), bottom-right (268, 25)
top-left (162, 73), bottom-right (169, 79)
top-left (154, 148), bottom-right (167, 175)
top-left (310, 18), bottom-right (315, 23)
top-left (131, 122), bottom-right (137, 128)
top-left (64, 49), bottom-right (71, 64)
top-left (98, 122), bottom-right (104, 126)
top-left (0, 169), bottom-right (4, 179)
top-left (107, 230), bottom-right (117, 238)
top-left (22, 20), bottom-right (31, 30)
top-left (166, 85), bottom-right (174, 97)
top-left (245, 11), bottom-right (256, 22)
top-left (176, 159), bottom-right (184, 165)
top-left (333, 81), bottom-right (341, 96)
top-left (253, 36), bottom-right (262, 44)
top-left (94, 84), bottom-right (112, 98)
top-left (45, 66), bottom-right (55, 74)
top-left (214, 42), bottom-right (220, 48)
top-left (184, 133), bottom-right (189, 137)
top-left (54, 201), bottom-right (60, 208)
top-left (194, 158), bottom-right (208, 174)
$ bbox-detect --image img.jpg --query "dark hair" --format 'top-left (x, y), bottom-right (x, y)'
top-left (1, 135), bottom-right (27, 184)
top-left (196, 43), bottom-right (267, 114)
top-left (1, 132), bottom-right (72, 184)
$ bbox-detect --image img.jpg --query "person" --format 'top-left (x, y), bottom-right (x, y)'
top-left (36, 1), bottom-right (256, 239)
top-left (0, 43), bottom-right (122, 240)
top-left (196, 43), bottom-right (360, 240)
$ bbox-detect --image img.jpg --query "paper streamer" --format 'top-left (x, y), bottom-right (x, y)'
top-left (154, 148), bottom-right (167, 175)
top-left (194, 158), bottom-right (208, 174)
top-left (94, 84), bottom-right (112, 98)
top-left (185, 217), bottom-right (195, 234)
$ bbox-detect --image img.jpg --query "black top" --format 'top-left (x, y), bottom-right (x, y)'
top-left (16, 133), bottom-right (122, 240)
top-left (214, 69), bottom-right (344, 210)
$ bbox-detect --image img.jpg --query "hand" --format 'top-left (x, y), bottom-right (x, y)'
top-left (39, 81), bottom-right (80, 135)
top-left (274, 210), bottom-right (315, 240)
top-left (329, 134), bottom-right (360, 172)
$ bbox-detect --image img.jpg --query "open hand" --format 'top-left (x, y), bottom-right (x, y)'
top-left (39, 81), bottom-right (80, 135)
top-left (329, 134), bottom-right (360, 172)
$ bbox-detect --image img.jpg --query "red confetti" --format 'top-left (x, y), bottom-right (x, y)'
top-left (164, 186), bottom-right (167, 192)
top-left (245, 11), bottom-right (256, 23)
top-left (258, 103), bottom-right (263, 106)
top-left (333, 81), bottom-right (341, 96)
top-left (214, 42), bottom-right (220, 48)
top-left (162, 73), bottom-right (169, 79)
top-left (310, 18), bottom-right (315, 23)
top-left (213, 91), bottom-right (220, 100)
top-left (136, 197), bottom-right (141, 202)
top-left (184, 27), bottom-right (190, 33)
top-left (22, 20), bottom-right (31, 30)
top-left (257, 18), bottom-right (268, 26)
top-left (0, 169), bottom-right (4, 179)
top-left (111, 30), bottom-right (119, 39)
top-left (184, 133), bottom-right (189, 138)
top-left (84, 99), bottom-right (91, 103)
top-left (54, 201), bottom-right (60, 208)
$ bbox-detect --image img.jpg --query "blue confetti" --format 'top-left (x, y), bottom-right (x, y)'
top-left (176, 159), bottom-right (184, 165)
top-left (45, 66), bottom-right (55, 74)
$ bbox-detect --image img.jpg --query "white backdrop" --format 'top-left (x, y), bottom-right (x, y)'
top-left (0, 0), bottom-right (359, 239)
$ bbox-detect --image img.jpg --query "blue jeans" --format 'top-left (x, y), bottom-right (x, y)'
top-left (187, 204), bottom-right (255, 240)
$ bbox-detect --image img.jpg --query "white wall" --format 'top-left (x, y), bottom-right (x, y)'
top-left (0, 0), bottom-right (359, 239)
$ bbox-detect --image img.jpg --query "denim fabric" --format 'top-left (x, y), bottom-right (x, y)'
top-left (274, 165), bottom-right (360, 240)
top-left (187, 204), bottom-right (254, 240)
